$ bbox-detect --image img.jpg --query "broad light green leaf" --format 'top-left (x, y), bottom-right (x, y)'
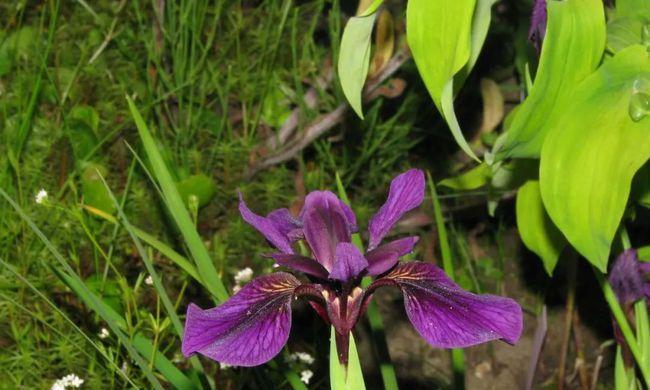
top-left (615, 0), bottom-right (650, 19)
top-left (540, 45), bottom-right (650, 272)
top-left (329, 327), bottom-right (366, 390)
top-left (338, 0), bottom-right (383, 119)
top-left (494, 0), bottom-right (606, 160)
top-left (407, 0), bottom-right (479, 161)
top-left (607, 17), bottom-right (646, 54)
top-left (439, 163), bottom-right (491, 190)
top-left (516, 181), bottom-right (566, 275)
top-left (176, 174), bottom-right (217, 208)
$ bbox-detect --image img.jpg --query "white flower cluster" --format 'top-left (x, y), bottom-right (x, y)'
top-left (50, 374), bottom-right (84, 390)
top-left (300, 370), bottom-right (313, 385)
top-left (287, 351), bottom-right (315, 384)
top-left (144, 275), bottom-right (153, 286)
top-left (288, 351), bottom-right (315, 365)
top-left (232, 267), bottom-right (253, 293)
top-left (98, 327), bottom-right (110, 339)
top-left (35, 189), bottom-right (48, 204)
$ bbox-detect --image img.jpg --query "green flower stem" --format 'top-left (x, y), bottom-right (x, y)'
top-left (427, 172), bottom-right (465, 389)
top-left (336, 172), bottom-right (399, 390)
top-left (594, 268), bottom-right (650, 387)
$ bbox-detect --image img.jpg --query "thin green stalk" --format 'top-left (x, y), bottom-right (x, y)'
top-left (595, 268), bottom-right (650, 387)
top-left (427, 171), bottom-right (465, 389)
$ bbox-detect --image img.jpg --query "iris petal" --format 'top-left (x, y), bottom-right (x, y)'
top-left (609, 249), bottom-right (645, 305)
top-left (366, 236), bottom-right (419, 275)
top-left (302, 192), bottom-right (353, 271)
top-left (368, 169), bottom-right (425, 250)
top-left (238, 193), bottom-right (300, 254)
top-left (269, 253), bottom-right (330, 279)
top-left (182, 273), bottom-right (299, 366)
top-left (329, 242), bottom-right (368, 281)
top-left (383, 261), bottom-right (523, 348)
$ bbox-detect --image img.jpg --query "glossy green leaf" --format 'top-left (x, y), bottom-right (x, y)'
top-left (516, 181), bottom-right (566, 275)
top-left (338, 0), bottom-right (383, 118)
top-left (329, 327), bottom-right (366, 390)
top-left (494, 0), bottom-right (606, 159)
top-left (607, 17), bottom-right (646, 54)
top-left (407, 0), bottom-right (479, 161)
top-left (540, 45), bottom-right (650, 272)
top-left (439, 163), bottom-right (491, 191)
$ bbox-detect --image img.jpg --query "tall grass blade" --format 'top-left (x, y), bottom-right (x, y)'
top-left (126, 96), bottom-right (228, 302)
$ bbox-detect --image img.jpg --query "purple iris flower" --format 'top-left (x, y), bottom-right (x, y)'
top-left (607, 249), bottom-right (650, 365)
top-left (182, 169), bottom-right (523, 367)
top-left (609, 249), bottom-right (650, 307)
top-left (529, 0), bottom-right (547, 52)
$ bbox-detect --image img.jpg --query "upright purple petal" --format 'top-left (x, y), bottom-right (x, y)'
top-left (368, 169), bottom-right (425, 250)
top-left (329, 242), bottom-right (368, 281)
top-left (300, 190), bottom-right (357, 232)
top-left (382, 261), bottom-right (523, 348)
top-left (269, 253), bottom-right (330, 279)
top-left (182, 273), bottom-right (299, 366)
top-left (366, 236), bottom-right (419, 275)
top-left (529, 0), bottom-right (547, 51)
top-left (302, 191), bottom-right (353, 272)
top-left (609, 249), bottom-right (645, 305)
top-left (238, 193), bottom-right (300, 254)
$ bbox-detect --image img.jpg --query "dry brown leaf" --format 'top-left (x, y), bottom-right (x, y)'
top-left (479, 78), bottom-right (505, 134)
top-left (369, 10), bottom-right (395, 78)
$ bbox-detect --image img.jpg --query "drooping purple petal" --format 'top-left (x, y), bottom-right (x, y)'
top-left (368, 169), bottom-right (425, 250)
top-left (529, 0), bottom-right (547, 52)
top-left (329, 242), bottom-right (368, 281)
top-left (609, 249), bottom-right (645, 305)
top-left (302, 192), bottom-right (353, 272)
top-left (269, 253), bottom-right (330, 279)
top-left (238, 193), bottom-right (301, 254)
top-left (366, 236), bottom-right (419, 275)
top-left (383, 261), bottom-right (523, 348)
top-left (640, 261), bottom-right (650, 300)
top-left (182, 273), bottom-right (299, 366)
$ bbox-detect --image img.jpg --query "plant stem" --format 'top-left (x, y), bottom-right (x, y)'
top-left (594, 268), bottom-right (650, 387)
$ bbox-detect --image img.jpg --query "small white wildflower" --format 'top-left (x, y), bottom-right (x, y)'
top-left (98, 327), bottom-right (110, 339)
top-left (144, 275), bottom-right (153, 286)
top-left (234, 267), bottom-right (253, 285)
top-left (35, 189), bottom-right (48, 204)
top-left (219, 362), bottom-right (232, 370)
top-left (232, 285), bottom-right (242, 294)
top-left (120, 361), bottom-right (128, 374)
top-left (293, 352), bottom-right (315, 365)
top-left (50, 373), bottom-right (84, 389)
top-left (300, 369), bottom-right (313, 384)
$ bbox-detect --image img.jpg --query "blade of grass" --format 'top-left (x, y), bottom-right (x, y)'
top-left (0, 258), bottom-right (137, 388)
top-left (427, 171), bottom-right (465, 389)
top-left (126, 96), bottom-right (228, 302)
top-left (0, 188), bottom-right (166, 390)
top-left (53, 267), bottom-right (198, 390)
top-left (335, 171), bottom-right (399, 390)
top-left (81, 204), bottom-right (203, 288)
top-left (96, 170), bottom-right (207, 378)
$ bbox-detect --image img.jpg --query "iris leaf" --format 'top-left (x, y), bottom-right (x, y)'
top-left (494, 0), bottom-right (606, 159)
top-left (329, 327), bottom-right (366, 390)
top-left (540, 45), bottom-right (650, 272)
top-left (338, 0), bottom-right (383, 118)
top-left (516, 180), bottom-right (566, 275)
